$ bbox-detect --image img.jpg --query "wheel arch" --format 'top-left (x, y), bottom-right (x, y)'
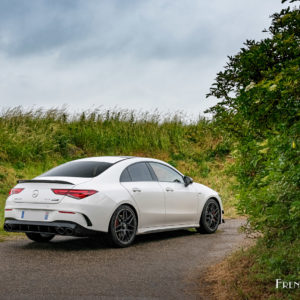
top-left (108, 202), bottom-right (139, 232)
top-left (206, 196), bottom-right (222, 224)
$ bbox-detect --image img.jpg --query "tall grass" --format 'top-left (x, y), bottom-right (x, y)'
top-left (0, 107), bottom-right (235, 232)
top-left (0, 107), bottom-right (221, 162)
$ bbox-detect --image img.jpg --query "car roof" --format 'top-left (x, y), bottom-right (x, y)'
top-left (75, 156), bottom-right (135, 164)
top-left (73, 156), bottom-right (171, 165)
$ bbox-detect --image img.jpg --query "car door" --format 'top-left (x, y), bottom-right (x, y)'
top-left (120, 162), bottom-right (165, 229)
top-left (148, 162), bottom-right (198, 226)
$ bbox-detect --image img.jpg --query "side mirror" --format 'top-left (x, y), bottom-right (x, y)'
top-left (183, 176), bottom-right (193, 187)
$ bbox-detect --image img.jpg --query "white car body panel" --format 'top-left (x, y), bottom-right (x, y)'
top-left (159, 181), bottom-right (198, 225)
top-left (4, 156), bottom-right (223, 235)
top-left (121, 181), bottom-right (165, 228)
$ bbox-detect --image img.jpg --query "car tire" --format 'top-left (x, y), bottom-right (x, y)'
top-left (25, 232), bottom-right (55, 242)
top-left (197, 198), bottom-right (220, 234)
top-left (108, 205), bottom-right (137, 248)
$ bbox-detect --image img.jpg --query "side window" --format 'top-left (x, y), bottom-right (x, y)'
top-left (120, 168), bottom-right (131, 182)
top-left (149, 163), bottom-right (184, 183)
top-left (127, 163), bottom-right (154, 182)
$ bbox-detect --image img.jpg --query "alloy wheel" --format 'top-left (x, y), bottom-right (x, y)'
top-left (204, 201), bottom-right (220, 231)
top-left (112, 207), bottom-right (137, 245)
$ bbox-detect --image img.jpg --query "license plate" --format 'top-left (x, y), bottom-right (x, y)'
top-left (19, 210), bottom-right (49, 221)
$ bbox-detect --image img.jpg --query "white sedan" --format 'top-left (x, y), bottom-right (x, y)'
top-left (4, 156), bottom-right (224, 247)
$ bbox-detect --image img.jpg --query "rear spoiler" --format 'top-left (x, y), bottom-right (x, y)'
top-left (17, 179), bottom-right (74, 185)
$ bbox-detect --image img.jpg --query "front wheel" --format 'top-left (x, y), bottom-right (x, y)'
top-left (25, 232), bottom-right (55, 242)
top-left (108, 205), bottom-right (137, 247)
top-left (197, 198), bottom-right (220, 234)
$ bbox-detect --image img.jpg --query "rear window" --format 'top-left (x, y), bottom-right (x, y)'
top-left (41, 161), bottom-right (112, 178)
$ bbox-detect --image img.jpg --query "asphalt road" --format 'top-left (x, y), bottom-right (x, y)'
top-left (0, 219), bottom-right (245, 300)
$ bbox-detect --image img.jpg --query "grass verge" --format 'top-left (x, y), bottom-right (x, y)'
top-left (199, 238), bottom-right (300, 300)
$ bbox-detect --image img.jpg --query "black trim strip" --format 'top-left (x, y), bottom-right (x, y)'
top-left (111, 156), bottom-right (135, 165)
top-left (82, 214), bottom-right (93, 226)
top-left (17, 179), bottom-right (74, 185)
top-left (146, 162), bottom-right (158, 181)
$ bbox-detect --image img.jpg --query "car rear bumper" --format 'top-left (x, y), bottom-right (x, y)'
top-left (4, 195), bottom-right (115, 233)
top-left (4, 219), bottom-right (100, 237)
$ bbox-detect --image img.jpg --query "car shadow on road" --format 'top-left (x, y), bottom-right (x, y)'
top-left (19, 229), bottom-right (198, 251)
top-left (135, 229), bottom-right (197, 245)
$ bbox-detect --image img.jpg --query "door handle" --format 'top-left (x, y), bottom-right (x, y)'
top-left (132, 187), bottom-right (141, 192)
top-left (165, 187), bottom-right (174, 192)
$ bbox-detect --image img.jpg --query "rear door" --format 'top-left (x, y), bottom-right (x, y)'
top-left (148, 162), bottom-right (198, 226)
top-left (120, 162), bottom-right (165, 228)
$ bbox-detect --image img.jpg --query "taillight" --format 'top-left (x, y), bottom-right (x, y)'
top-left (9, 188), bottom-right (24, 196)
top-left (51, 189), bottom-right (97, 199)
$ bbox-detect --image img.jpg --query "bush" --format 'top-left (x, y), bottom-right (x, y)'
top-left (206, 0), bottom-right (300, 280)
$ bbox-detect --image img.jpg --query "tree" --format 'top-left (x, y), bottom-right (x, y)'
top-left (206, 0), bottom-right (300, 243)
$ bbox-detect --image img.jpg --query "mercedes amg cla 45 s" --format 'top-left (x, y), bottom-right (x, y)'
top-left (4, 156), bottom-right (224, 247)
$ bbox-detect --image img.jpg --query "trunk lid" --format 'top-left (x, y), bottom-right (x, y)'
top-left (12, 177), bottom-right (91, 204)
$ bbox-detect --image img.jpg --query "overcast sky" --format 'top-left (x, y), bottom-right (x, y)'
top-left (0, 0), bottom-right (287, 118)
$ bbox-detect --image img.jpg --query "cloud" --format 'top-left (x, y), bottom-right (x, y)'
top-left (0, 0), bottom-right (287, 117)
top-left (0, 0), bottom-right (88, 56)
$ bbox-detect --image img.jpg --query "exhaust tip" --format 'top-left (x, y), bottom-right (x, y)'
top-left (55, 227), bottom-right (65, 235)
top-left (65, 228), bottom-right (73, 235)
top-left (4, 224), bottom-right (12, 232)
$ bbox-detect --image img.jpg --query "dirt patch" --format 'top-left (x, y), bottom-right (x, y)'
top-left (196, 238), bottom-right (290, 300)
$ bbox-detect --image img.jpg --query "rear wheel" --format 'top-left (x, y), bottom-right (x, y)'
top-left (197, 198), bottom-right (220, 234)
top-left (25, 232), bottom-right (55, 242)
top-left (108, 205), bottom-right (137, 247)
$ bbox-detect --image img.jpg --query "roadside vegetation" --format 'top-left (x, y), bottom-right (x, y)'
top-left (0, 107), bottom-right (236, 235)
top-left (205, 0), bottom-right (299, 298)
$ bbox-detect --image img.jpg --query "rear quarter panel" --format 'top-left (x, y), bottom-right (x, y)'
top-left (72, 181), bottom-right (138, 232)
